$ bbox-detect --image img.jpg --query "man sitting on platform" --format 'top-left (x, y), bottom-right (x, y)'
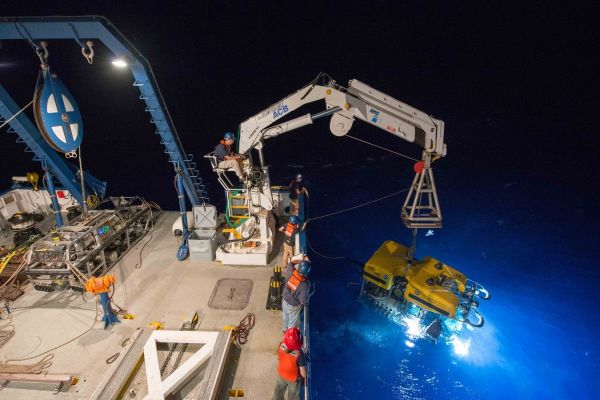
top-left (215, 132), bottom-right (245, 182)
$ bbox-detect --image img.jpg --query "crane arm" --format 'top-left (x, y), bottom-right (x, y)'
top-left (237, 76), bottom-right (446, 157)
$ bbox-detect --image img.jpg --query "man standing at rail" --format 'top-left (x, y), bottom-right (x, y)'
top-left (282, 256), bottom-right (311, 332)
top-left (273, 327), bottom-right (307, 400)
top-left (288, 173), bottom-right (307, 215)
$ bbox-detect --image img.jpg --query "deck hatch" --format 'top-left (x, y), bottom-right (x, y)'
top-left (208, 278), bottom-right (253, 310)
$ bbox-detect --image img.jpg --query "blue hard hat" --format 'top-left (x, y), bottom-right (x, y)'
top-left (289, 215), bottom-right (299, 224)
top-left (223, 132), bottom-right (236, 141)
top-left (298, 261), bottom-right (311, 276)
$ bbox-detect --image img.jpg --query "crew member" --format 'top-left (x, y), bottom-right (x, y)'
top-left (273, 327), bottom-right (307, 400)
top-left (278, 215), bottom-right (306, 267)
top-left (288, 173), bottom-right (307, 215)
top-left (282, 257), bottom-right (311, 332)
top-left (214, 132), bottom-right (245, 182)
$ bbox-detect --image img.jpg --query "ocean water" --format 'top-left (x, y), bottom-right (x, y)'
top-left (299, 159), bottom-right (598, 399)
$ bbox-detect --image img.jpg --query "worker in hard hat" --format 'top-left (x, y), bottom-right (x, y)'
top-left (278, 215), bottom-right (306, 267)
top-left (281, 256), bottom-right (311, 332)
top-left (215, 132), bottom-right (245, 182)
top-left (273, 327), bottom-right (307, 400)
top-left (288, 173), bottom-right (307, 215)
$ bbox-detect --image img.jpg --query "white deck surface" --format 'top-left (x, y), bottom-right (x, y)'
top-left (0, 212), bottom-right (283, 399)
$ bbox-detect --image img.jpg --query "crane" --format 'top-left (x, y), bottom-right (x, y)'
top-left (238, 73), bottom-right (445, 231)
top-left (211, 73), bottom-right (489, 337)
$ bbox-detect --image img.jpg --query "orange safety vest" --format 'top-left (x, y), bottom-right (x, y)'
top-left (85, 274), bottom-right (116, 295)
top-left (277, 343), bottom-right (300, 381)
top-left (286, 269), bottom-right (306, 293)
top-left (284, 223), bottom-right (297, 245)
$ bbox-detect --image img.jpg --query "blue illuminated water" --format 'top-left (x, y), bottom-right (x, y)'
top-left (290, 157), bottom-right (599, 399)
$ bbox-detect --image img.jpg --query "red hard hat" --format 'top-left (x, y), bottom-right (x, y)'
top-left (283, 327), bottom-right (303, 351)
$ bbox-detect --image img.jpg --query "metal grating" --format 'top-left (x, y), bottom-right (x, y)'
top-left (208, 279), bottom-right (253, 310)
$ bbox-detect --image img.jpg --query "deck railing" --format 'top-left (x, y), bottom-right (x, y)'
top-left (297, 194), bottom-right (311, 400)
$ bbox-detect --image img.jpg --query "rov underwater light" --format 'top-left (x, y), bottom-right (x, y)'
top-left (451, 336), bottom-right (471, 357)
top-left (402, 316), bottom-right (423, 338)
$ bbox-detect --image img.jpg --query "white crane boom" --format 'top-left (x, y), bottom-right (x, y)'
top-left (237, 75), bottom-right (446, 158)
top-left (233, 74), bottom-right (445, 229)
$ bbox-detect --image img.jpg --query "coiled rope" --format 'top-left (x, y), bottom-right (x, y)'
top-left (233, 313), bottom-right (256, 346)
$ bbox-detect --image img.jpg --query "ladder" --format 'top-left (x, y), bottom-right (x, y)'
top-left (226, 189), bottom-right (250, 222)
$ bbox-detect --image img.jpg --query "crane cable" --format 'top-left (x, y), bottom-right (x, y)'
top-left (0, 100), bottom-right (34, 130)
top-left (345, 134), bottom-right (419, 162)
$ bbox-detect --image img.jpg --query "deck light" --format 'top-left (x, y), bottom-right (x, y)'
top-left (112, 59), bottom-right (128, 68)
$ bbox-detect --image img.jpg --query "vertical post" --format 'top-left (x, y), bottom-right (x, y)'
top-left (176, 168), bottom-right (190, 260)
top-left (98, 292), bottom-right (119, 328)
top-left (44, 169), bottom-right (63, 227)
top-left (257, 145), bottom-right (265, 168)
top-left (78, 146), bottom-right (88, 218)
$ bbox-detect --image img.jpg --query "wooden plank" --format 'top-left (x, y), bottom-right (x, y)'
top-left (0, 373), bottom-right (71, 383)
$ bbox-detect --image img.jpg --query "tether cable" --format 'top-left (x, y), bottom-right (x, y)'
top-left (306, 188), bottom-right (409, 222)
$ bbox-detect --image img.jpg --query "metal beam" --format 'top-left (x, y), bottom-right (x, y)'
top-left (0, 16), bottom-right (208, 206)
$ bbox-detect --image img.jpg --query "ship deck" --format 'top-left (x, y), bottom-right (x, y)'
top-left (0, 212), bottom-right (284, 399)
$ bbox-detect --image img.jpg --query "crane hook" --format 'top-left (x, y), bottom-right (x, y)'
top-left (81, 40), bottom-right (94, 64)
top-left (36, 41), bottom-right (49, 68)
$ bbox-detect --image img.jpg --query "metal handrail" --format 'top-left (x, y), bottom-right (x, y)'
top-left (297, 194), bottom-right (311, 400)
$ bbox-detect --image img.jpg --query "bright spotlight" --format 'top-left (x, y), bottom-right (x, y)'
top-left (402, 316), bottom-right (423, 338)
top-left (451, 336), bottom-right (470, 357)
top-left (112, 59), bottom-right (128, 68)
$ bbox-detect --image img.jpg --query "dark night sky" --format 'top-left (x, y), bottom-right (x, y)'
top-left (1, 1), bottom-right (597, 210)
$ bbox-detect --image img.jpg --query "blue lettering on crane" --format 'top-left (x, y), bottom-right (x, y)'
top-left (272, 104), bottom-right (289, 119)
top-left (369, 107), bottom-right (380, 123)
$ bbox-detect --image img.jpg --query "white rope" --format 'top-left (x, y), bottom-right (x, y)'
top-left (345, 134), bottom-right (419, 162)
top-left (0, 99), bottom-right (34, 130)
top-left (307, 188), bottom-right (409, 222)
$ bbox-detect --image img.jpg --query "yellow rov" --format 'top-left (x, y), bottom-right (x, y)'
top-left (362, 241), bottom-right (489, 334)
